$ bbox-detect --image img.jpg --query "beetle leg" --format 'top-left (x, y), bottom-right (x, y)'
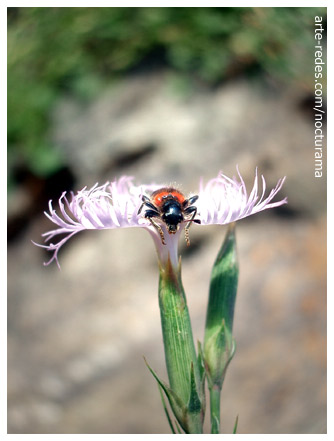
top-left (144, 209), bottom-right (160, 218)
top-left (138, 196), bottom-right (157, 215)
top-left (148, 217), bottom-right (166, 245)
top-left (184, 207), bottom-right (198, 246)
top-left (184, 225), bottom-right (193, 246)
top-left (184, 206), bottom-right (197, 229)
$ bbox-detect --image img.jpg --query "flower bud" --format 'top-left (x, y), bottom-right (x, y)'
top-left (204, 223), bottom-right (238, 389)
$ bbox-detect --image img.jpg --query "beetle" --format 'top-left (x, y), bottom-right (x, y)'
top-left (138, 187), bottom-right (200, 246)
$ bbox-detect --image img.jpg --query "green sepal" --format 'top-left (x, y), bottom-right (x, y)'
top-left (187, 362), bottom-right (202, 415)
top-left (204, 319), bottom-right (236, 388)
top-left (158, 258), bottom-right (201, 405)
top-left (157, 257), bottom-right (203, 433)
top-left (197, 341), bottom-right (206, 408)
top-left (197, 340), bottom-right (205, 382)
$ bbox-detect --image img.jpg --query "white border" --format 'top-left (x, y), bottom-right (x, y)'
top-left (4, 2), bottom-right (330, 440)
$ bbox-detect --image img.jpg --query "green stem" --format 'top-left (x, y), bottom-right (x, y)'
top-left (209, 385), bottom-right (221, 434)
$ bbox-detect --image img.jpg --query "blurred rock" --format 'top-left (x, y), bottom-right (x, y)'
top-left (8, 71), bottom-right (326, 434)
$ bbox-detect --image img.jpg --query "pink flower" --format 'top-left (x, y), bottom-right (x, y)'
top-left (34, 168), bottom-right (287, 269)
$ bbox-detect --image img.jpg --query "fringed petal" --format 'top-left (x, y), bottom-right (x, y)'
top-left (198, 168), bottom-right (287, 226)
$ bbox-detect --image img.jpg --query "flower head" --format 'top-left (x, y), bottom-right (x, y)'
top-left (34, 168), bottom-right (287, 269)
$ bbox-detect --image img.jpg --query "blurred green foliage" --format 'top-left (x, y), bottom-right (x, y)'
top-left (8, 7), bottom-right (326, 184)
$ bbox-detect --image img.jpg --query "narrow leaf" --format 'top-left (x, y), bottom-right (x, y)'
top-left (144, 357), bottom-right (187, 431)
top-left (197, 340), bottom-right (205, 381)
top-left (197, 341), bottom-right (206, 407)
top-left (233, 415), bottom-right (239, 434)
top-left (175, 419), bottom-right (182, 434)
top-left (157, 384), bottom-right (176, 434)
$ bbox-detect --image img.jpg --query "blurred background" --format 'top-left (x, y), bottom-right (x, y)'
top-left (7, 7), bottom-right (326, 434)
